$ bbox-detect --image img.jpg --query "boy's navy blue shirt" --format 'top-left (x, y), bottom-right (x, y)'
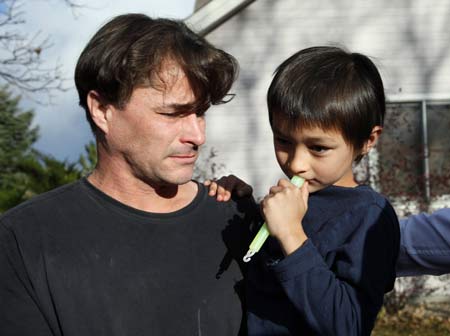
top-left (247, 184), bottom-right (400, 336)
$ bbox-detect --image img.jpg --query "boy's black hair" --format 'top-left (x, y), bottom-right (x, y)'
top-left (267, 46), bottom-right (385, 160)
top-left (75, 13), bottom-right (238, 134)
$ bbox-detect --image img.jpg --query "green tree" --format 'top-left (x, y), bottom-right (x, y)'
top-left (0, 87), bottom-right (39, 210)
top-left (16, 150), bottom-right (82, 199)
top-left (0, 87), bottom-right (95, 212)
top-left (0, 87), bottom-right (38, 168)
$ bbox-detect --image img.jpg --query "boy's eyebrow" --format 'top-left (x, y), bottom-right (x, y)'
top-left (273, 128), bottom-right (339, 144)
top-left (303, 136), bottom-right (338, 144)
top-left (272, 128), bottom-right (292, 138)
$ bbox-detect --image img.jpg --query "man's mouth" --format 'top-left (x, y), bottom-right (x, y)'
top-left (169, 153), bottom-right (197, 163)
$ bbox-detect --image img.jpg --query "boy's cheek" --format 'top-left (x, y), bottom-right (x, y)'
top-left (307, 182), bottom-right (323, 194)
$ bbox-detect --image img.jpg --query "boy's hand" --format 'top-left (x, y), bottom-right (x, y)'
top-left (261, 178), bottom-right (309, 256)
top-left (204, 174), bottom-right (253, 201)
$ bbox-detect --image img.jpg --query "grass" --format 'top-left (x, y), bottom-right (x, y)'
top-left (372, 303), bottom-right (450, 336)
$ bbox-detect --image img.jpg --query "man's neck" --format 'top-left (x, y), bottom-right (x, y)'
top-left (87, 166), bottom-right (198, 214)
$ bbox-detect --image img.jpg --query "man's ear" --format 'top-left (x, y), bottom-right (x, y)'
top-left (362, 125), bottom-right (383, 155)
top-left (87, 91), bottom-right (111, 134)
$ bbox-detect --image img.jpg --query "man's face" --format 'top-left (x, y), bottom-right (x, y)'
top-left (106, 66), bottom-right (205, 186)
top-left (272, 115), bottom-right (359, 193)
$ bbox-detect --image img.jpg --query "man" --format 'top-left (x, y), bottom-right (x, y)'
top-left (0, 14), bottom-right (257, 335)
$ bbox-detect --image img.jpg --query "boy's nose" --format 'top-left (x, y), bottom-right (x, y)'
top-left (288, 148), bottom-right (310, 175)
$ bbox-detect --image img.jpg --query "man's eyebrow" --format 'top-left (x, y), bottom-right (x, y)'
top-left (155, 103), bottom-right (192, 113)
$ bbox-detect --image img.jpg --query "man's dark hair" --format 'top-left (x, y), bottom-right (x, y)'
top-left (75, 13), bottom-right (238, 133)
top-left (267, 46), bottom-right (385, 158)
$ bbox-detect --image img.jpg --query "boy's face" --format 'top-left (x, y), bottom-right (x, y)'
top-left (272, 116), bottom-right (359, 193)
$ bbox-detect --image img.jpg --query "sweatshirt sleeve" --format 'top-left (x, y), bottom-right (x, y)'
top-left (271, 202), bottom-right (399, 336)
top-left (397, 208), bottom-right (450, 277)
top-left (0, 220), bottom-right (54, 336)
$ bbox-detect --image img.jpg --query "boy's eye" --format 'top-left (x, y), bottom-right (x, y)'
top-left (274, 137), bottom-right (291, 145)
top-left (309, 145), bottom-right (329, 153)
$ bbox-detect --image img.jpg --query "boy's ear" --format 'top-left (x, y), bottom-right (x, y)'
top-left (87, 90), bottom-right (112, 134)
top-left (362, 126), bottom-right (383, 155)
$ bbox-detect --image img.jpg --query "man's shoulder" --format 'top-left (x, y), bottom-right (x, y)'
top-left (0, 179), bottom-right (84, 229)
top-left (197, 182), bottom-right (259, 215)
top-left (195, 183), bottom-right (261, 235)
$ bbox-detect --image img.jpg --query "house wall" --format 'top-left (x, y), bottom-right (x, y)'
top-left (192, 0), bottom-right (450, 201)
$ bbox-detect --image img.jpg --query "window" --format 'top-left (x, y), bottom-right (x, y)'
top-left (428, 103), bottom-right (450, 197)
top-left (377, 100), bottom-right (450, 208)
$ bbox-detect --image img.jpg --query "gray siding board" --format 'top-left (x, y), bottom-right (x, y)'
top-left (201, 0), bottom-right (450, 197)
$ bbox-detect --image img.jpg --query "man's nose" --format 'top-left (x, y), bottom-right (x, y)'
top-left (180, 113), bottom-right (206, 147)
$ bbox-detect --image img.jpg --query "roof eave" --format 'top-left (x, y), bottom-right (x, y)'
top-left (185, 0), bottom-right (256, 36)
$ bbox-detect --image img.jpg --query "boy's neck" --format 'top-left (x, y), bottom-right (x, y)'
top-left (333, 173), bottom-right (358, 188)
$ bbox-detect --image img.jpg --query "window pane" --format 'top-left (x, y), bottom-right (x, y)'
top-left (427, 103), bottom-right (450, 197)
top-left (378, 103), bottom-right (424, 199)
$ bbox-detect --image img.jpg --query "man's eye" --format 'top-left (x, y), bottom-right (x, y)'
top-left (159, 112), bottom-right (186, 118)
top-left (159, 112), bottom-right (177, 117)
top-left (160, 111), bottom-right (204, 118)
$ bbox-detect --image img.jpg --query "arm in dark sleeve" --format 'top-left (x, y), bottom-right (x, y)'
top-left (271, 204), bottom-right (399, 336)
top-left (396, 208), bottom-right (450, 277)
top-left (0, 221), bottom-right (54, 336)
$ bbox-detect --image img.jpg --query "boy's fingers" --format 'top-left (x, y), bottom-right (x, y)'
top-left (206, 175), bottom-right (252, 201)
top-left (269, 186), bottom-right (283, 195)
top-left (208, 181), bottom-right (218, 196)
top-left (217, 185), bottom-right (227, 201)
top-left (221, 180), bottom-right (233, 201)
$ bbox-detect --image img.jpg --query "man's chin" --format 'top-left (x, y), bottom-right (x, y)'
top-left (164, 169), bottom-right (195, 186)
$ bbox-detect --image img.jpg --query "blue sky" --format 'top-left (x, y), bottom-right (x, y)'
top-left (19, 0), bottom-right (195, 162)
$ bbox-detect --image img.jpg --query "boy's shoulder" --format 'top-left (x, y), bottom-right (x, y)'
top-left (311, 184), bottom-right (390, 209)
top-left (305, 185), bottom-right (397, 230)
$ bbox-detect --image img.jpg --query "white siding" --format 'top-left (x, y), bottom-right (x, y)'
top-left (193, 0), bottom-right (450, 197)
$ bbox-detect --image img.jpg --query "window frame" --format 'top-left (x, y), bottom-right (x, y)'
top-left (384, 95), bottom-right (450, 209)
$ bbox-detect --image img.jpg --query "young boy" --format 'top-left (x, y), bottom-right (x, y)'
top-left (207, 46), bottom-right (400, 335)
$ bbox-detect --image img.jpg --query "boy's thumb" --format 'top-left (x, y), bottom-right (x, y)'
top-left (301, 181), bottom-right (309, 202)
